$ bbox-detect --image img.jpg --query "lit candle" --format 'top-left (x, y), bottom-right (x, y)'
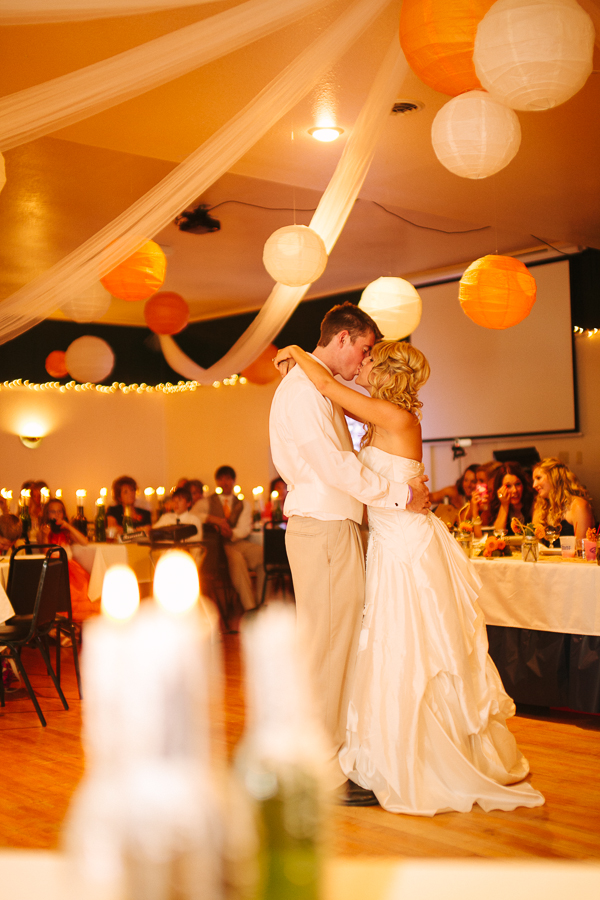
top-left (55, 489), bottom-right (62, 499)
top-left (233, 484), bottom-right (241, 495)
top-left (40, 487), bottom-right (50, 504)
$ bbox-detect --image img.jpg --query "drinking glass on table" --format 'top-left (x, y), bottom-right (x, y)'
top-left (493, 528), bottom-right (507, 541)
top-left (544, 525), bottom-right (558, 548)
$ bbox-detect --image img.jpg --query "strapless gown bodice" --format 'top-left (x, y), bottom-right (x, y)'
top-left (339, 446), bottom-right (545, 815)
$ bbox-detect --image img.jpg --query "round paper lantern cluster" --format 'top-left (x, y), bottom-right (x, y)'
top-left (144, 292), bottom-right (190, 335)
top-left (263, 225), bottom-right (328, 287)
top-left (400, 0), bottom-right (495, 96)
top-left (459, 255), bottom-right (537, 329)
top-left (100, 240), bottom-right (166, 302)
top-left (474, 0), bottom-right (595, 111)
top-left (61, 282), bottom-right (112, 323)
top-left (432, 90), bottom-right (521, 179)
top-left (45, 350), bottom-right (68, 379)
top-left (241, 343), bottom-right (280, 385)
top-left (359, 277), bottom-right (423, 339)
top-left (65, 336), bottom-right (115, 383)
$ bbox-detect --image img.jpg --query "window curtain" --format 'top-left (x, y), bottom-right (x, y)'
top-left (0, 0), bottom-right (329, 151)
top-left (0, 0), bottom-right (392, 346)
top-left (159, 37), bottom-right (408, 384)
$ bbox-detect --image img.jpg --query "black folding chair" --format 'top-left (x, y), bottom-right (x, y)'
top-left (261, 522), bottom-right (293, 605)
top-left (6, 543), bottom-right (82, 699)
top-left (200, 524), bottom-right (239, 632)
top-left (0, 546), bottom-right (72, 726)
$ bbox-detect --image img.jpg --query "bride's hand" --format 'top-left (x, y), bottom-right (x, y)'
top-left (273, 346), bottom-right (297, 376)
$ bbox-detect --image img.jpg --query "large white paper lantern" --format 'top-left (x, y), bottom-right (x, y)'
top-left (65, 336), bottom-right (115, 383)
top-left (432, 90), bottom-right (521, 179)
top-left (61, 282), bottom-right (112, 323)
top-left (358, 277), bottom-right (422, 339)
top-left (474, 0), bottom-right (595, 111)
top-left (263, 225), bottom-right (328, 287)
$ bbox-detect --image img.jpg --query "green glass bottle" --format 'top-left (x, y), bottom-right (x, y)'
top-left (19, 494), bottom-right (31, 543)
top-left (95, 500), bottom-right (107, 543)
top-left (122, 504), bottom-right (135, 534)
top-left (271, 493), bottom-right (283, 525)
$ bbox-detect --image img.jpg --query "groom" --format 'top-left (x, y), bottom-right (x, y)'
top-left (269, 302), bottom-right (430, 805)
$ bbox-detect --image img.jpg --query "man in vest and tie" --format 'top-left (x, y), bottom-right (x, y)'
top-left (206, 465), bottom-right (264, 612)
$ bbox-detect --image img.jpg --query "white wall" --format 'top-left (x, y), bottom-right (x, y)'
top-left (0, 379), bottom-right (279, 514)
top-left (424, 335), bottom-right (600, 520)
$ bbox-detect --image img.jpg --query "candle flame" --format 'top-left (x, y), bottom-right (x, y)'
top-left (100, 487), bottom-right (108, 497)
top-left (101, 565), bottom-right (140, 621)
top-left (253, 486), bottom-right (264, 496)
top-left (238, 493), bottom-right (245, 500)
top-left (1, 488), bottom-right (12, 499)
top-left (271, 490), bottom-right (279, 499)
top-left (154, 550), bottom-right (199, 614)
top-left (233, 484), bottom-right (241, 494)
top-left (21, 489), bottom-right (31, 498)
top-left (215, 486), bottom-right (223, 495)
top-left (156, 486), bottom-right (165, 497)
top-left (76, 490), bottom-right (86, 499)
top-left (55, 489), bottom-right (62, 498)
top-left (41, 488), bottom-right (50, 501)
top-left (144, 487), bottom-right (155, 497)
top-left (96, 498), bottom-right (104, 506)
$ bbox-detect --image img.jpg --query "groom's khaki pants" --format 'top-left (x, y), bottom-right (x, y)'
top-left (286, 515), bottom-right (365, 790)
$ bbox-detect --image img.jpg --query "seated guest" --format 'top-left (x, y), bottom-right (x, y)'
top-left (207, 465), bottom-right (264, 612)
top-left (490, 462), bottom-right (535, 535)
top-left (188, 479), bottom-right (207, 518)
top-left (430, 464), bottom-right (480, 509)
top-left (21, 479), bottom-right (49, 535)
top-left (532, 457), bottom-right (595, 540)
top-left (0, 515), bottom-right (23, 556)
top-left (154, 487), bottom-right (203, 540)
top-left (39, 499), bottom-right (93, 621)
top-left (107, 476), bottom-right (152, 534)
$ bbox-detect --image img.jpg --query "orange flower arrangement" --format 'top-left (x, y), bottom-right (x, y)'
top-left (586, 526), bottom-right (599, 542)
top-left (511, 518), bottom-right (545, 540)
top-left (482, 535), bottom-right (510, 558)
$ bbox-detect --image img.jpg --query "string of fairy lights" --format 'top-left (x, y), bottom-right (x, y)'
top-left (0, 374), bottom-right (248, 394)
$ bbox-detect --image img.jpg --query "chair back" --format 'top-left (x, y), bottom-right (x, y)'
top-left (200, 525), bottom-right (231, 583)
top-left (263, 522), bottom-right (289, 570)
top-left (8, 545), bottom-right (70, 625)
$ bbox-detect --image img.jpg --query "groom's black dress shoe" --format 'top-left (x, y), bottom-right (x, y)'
top-left (336, 780), bottom-right (379, 807)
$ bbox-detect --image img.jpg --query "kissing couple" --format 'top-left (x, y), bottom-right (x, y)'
top-left (269, 302), bottom-right (544, 815)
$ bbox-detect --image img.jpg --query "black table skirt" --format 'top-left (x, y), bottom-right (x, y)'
top-left (486, 625), bottom-right (600, 713)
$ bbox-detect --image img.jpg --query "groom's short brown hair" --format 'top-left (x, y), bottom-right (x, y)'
top-left (317, 302), bottom-right (382, 348)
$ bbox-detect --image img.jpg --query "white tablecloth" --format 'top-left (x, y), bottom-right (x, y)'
top-left (71, 543), bottom-right (154, 602)
top-left (473, 556), bottom-right (600, 636)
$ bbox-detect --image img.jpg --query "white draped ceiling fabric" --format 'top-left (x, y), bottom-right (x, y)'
top-left (0, 0), bottom-right (221, 25)
top-left (0, 0), bottom-right (329, 151)
top-left (161, 37), bottom-right (408, 383)
top-left (0, 0), bottom-right (409, 386)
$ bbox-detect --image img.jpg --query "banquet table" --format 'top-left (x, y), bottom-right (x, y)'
top-left (1, 852), bottom-right (598, 900)
top-left (71, 542), bottom-right (154, 601)
top-left (472, 554), bottom-right (600, 711)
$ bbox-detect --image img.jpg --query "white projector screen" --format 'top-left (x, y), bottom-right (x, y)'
top-left (413, 259), bottom-right (576, 441)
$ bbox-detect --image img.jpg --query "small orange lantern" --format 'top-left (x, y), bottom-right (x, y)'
top-left (459, 255), bottom-right (537, 329)
top-left (399, 0), bottom-right (495, 97)
top-left (241, 343), bottom-right (280, 385)
top-left (45, 350), bottom-right (68, 378)
top-left (100, 240), bottom-right (166, 302)
top-left (144, 292), bottom-right (190, 335)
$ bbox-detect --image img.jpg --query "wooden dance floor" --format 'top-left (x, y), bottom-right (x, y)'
top-left (1, 635), bottom-right (599, 859)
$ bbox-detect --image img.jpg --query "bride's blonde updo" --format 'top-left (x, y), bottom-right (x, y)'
top-left (361, 341), bottom-right (430, 449)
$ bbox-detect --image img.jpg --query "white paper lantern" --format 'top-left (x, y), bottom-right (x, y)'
top-left (432, 90), bottom-right (521, 179)
top-left (61, 282), bottom-right (112, 323)
top-left (65, 336), bottom-right (115, 383)
top-left (263, 225), bottom-right (328, 287)
top-left (358, 277), bottom-right (422, 340)
top-left (474, 0), bottom-right (595, 111)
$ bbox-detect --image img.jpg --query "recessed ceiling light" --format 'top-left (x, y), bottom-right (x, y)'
top-left (308, 126), bottom-right (344, 142)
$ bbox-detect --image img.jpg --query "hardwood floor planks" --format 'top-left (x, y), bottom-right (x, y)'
top-left (1, 634), bottom-right (599, 858)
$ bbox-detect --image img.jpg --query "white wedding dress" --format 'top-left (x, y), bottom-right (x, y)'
top-left (339, 447), bottom-right (545, 815)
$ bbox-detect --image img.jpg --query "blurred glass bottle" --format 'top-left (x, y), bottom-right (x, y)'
top-left (236, 605), bottom-right (327, 900)
top-left (73, 490), bottom-right (88, 537)
top-left (122, 504), bottom-right (136, 534)
top-left (94, 498), bottom-right (107, 543)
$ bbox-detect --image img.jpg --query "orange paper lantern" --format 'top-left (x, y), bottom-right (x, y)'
top-left (399, 0), bottom-right (495, 96)
top-left (45, 350), bottom-right (68, 378)
top-left (144, 292), bottom-right (190, 335)
top-left (241, 343), bottom-right (280, 385)
top-left (100, 240), bottom-right (166, 302)
top-left (459, 255), bottom-right (537, 329)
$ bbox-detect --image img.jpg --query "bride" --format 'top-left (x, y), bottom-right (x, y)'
top-left (273, 340), bottom-right (544, 816)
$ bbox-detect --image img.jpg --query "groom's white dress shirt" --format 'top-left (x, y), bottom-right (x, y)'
top-left (269, 356), bottom-right (409, 523)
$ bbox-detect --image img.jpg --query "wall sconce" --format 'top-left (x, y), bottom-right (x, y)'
top-left (20, 434), bottom-right (44, 449)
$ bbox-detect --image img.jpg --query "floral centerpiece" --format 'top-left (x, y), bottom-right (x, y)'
top-left (454, 519), bottom-right (474, 557)
top-left (511, 518), bottom-right (545, 562)
top-left (584, 526), bottom-right (599, 562)
top-left (479, 535), bottom-right (512, 558)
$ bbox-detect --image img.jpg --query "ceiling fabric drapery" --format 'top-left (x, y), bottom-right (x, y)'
top-left (0, 0), bottom-right (222, 25)
top-left (0, 0), bottom-right (392, 346)
top-left (0, 0), bottom-right (329, 152)
top-left (159, 37), bottom-right (408, 384)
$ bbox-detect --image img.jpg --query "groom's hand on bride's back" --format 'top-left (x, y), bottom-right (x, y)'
top-left (407, 475), bottom-right (431, 514)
